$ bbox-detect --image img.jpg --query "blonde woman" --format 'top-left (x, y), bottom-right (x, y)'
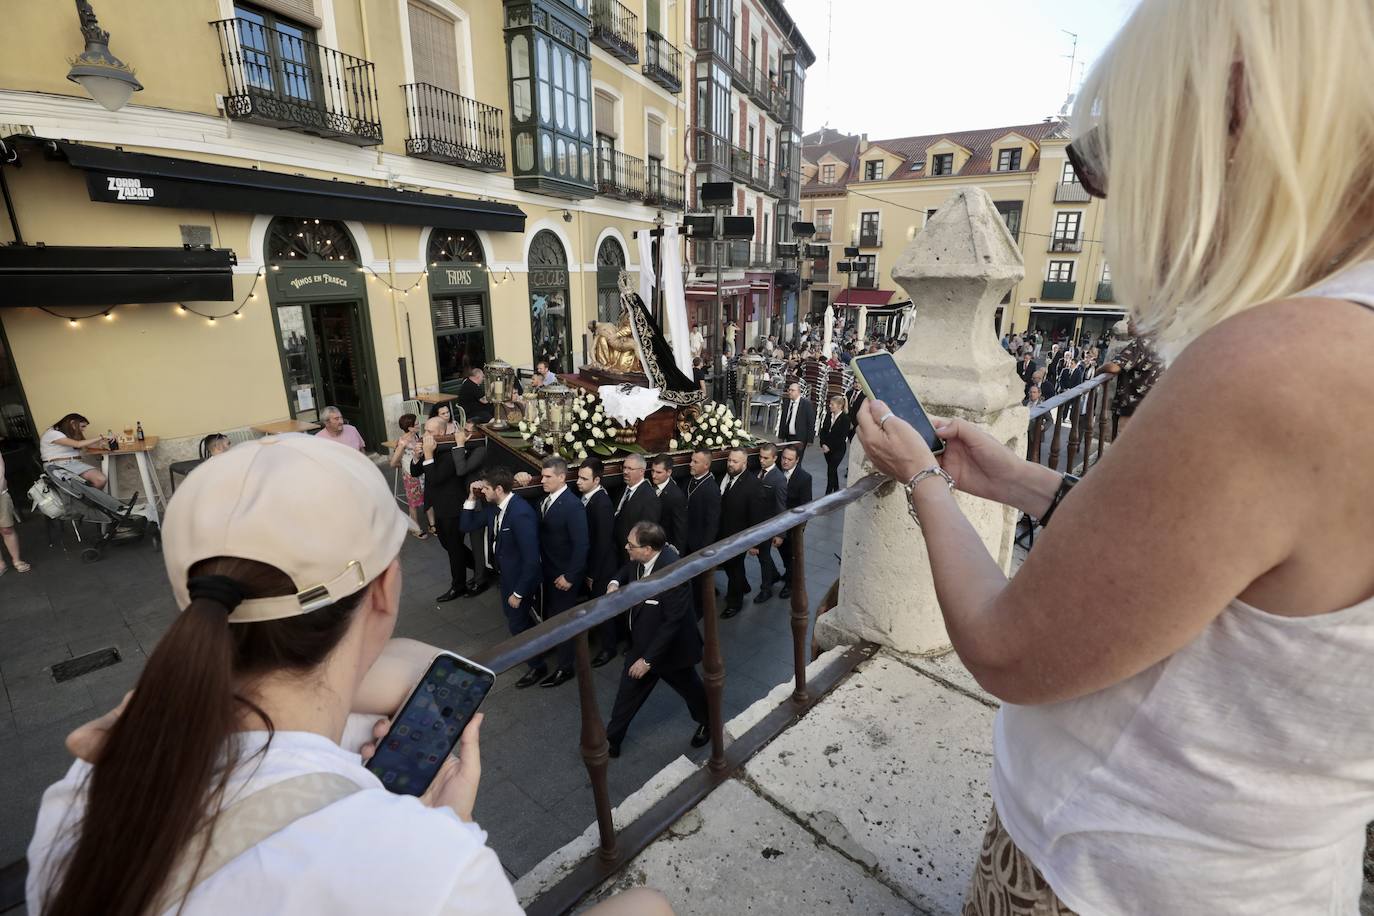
top-left (856, 1), bottom-right (1374, 912)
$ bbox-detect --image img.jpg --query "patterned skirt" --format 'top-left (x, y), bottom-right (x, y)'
top-left (962, 806), bottom-right (1078, 916)
top-left (402, 472), bottom-right (425, 509)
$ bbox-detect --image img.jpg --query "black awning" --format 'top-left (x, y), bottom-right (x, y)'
top-left (22, 137), bottom-right (525, 233)
top-left (0, 245), bottom-right (235, 307)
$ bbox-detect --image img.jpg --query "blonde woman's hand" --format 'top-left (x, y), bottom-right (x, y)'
top-left (930, 417), bottom-right (1054, 511)
top-left (421, 714), bottom-right (483, 822)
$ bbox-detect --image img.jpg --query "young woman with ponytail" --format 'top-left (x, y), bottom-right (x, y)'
top-left (25, 435), bottom-right (671, 916)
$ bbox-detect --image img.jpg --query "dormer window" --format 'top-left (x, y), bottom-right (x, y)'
top-left (910, 160), bottom-right (924, 172)
top-left (864, 160), bottom-right (884, 181)
top-left (997, 148), bottom-right (1022, 171)
top-left (931, 153), bottom-right (954, 176)
top-left (821, 163), bottom-right (836, 183)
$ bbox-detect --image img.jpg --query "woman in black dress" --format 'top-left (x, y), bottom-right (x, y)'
top-left (819, 394), bottom-right (851, 494)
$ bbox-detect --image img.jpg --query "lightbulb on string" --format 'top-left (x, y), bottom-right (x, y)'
top-left (68, 318), bottom-right (78, 327)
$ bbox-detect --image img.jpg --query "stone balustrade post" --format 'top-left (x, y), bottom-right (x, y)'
top-left (815, 188), bottom-right (1028, 656)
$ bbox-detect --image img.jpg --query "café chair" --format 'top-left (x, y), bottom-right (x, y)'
top-left (168, 433), bottom-right (224, 492)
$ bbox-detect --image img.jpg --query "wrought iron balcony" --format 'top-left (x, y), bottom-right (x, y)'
top-left (643, 31), bottom-right (681, 93)
top-left (212, 18), bottom-right (382, 146)
top-left (1049, 235), bottom-right (1083, 253)
top-left (731, 45), bottom-right (755, 92)
top-left (729, 144), bottom-right (753, 183)
top-left (596, 148), bottom-right (646, 200)
top-left (1054, 181), bottom-right (1091, 203)
top-left (1096, 281), bottom-right (1114, 302)
top-left (854, 273), bottom-right (878, 289)
top-left (591, 0), bottom-right (639, 63)
top-left (693, 239), bottom-right (751, 270)
top-left (812, 265), bottom-right (830, 282)
top-left (1041, 280), bottom-right (1077, 300)
top-left (644, 162), bottom-right (685, 209)
top-left (402, 83), bottom-right (504, 172)
top-left (750, 242), bottom-right (776, 269)
top-left (813, 226), bottom-right (832, 242)
top-left (854, 229), bottom-right (883, 248)
top-left (746, 155), bottom-right (770, 192)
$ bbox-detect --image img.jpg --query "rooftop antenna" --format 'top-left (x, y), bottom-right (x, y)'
top-left (1062, 30), bottom-right (1079, 98)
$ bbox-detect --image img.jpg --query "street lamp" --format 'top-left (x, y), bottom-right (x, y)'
top-left (67, 0), bottom-right (143, 112)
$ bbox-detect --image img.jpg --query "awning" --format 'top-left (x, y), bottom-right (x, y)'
top-left (17, 137), bottom-right (525, 233)
top-left (0, 245), bottom-right (235, 306)
top-left (834, 288), bottom-right (895, 306)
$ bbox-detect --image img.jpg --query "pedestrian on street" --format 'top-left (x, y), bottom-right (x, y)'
top-left (819, 395), bottom-right (851, 495)
top-left (750, 443), bottom-right (788, 604)
top-left (0, 449), bottom-right (29, 575)
top-left (535, 456), bottom-right (588, 689)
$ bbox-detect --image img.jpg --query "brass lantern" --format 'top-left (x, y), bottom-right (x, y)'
top-left (537, 383), bottom-right (578, 449)
top-left (739, 353), bottom-right (768, 395)
top-left (483, 359), bottom-right (516, 429)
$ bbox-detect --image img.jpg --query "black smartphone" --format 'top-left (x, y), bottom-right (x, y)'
top-left (849, 351), bottom-right (944, 455)
top-left (364, 651), bottom-right (495, 796)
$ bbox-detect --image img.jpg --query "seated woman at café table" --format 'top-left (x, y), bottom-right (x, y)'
top-left (427, 403), bottom-right (461, 437)
top-left (40, 413), bottom-right (108, 489)
top-left (314, 406), bottom-right (366, 451)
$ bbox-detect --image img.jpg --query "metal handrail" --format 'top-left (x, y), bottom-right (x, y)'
top-left (596, 147), bottom-right (647, 199)
top-left (401, 82), bottom-right (505, 172)
top-left (1026, 371), bottom-right (1114, 477)
top-left (643, 31), bottom-right (682, 91)
top-left (591, 0), bottom-right (640, 62)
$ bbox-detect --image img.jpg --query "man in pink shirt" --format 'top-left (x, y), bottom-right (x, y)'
top-left (314, 406), bottom-right (366, 451)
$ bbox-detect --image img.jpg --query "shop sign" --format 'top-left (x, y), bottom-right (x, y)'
top-left (530, 267), bottom-right (568, 289)
top-left (427, 264), bottom-right (489, 294)
top-left (270, 265), bottom-right (362, 302)
top-left (89, 174), bottom-right (158, 203)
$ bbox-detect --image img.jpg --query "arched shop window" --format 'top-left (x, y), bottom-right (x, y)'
top-left (427, 229), bottom-right (491, 392)
top-left (596, 236), bottom-right (626, 324)
top-left (268, 217), bottom-right (360, 262)
top-left (264, 217), bottom-right (383, 447)
top-left (527, 230), bottom-right (573, 373)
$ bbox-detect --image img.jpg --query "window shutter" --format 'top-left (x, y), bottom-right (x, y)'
top-left (408, 3), bottom-right (461, 94)
top-left (594, 92), bottom-right (617, 137)
top-left (646, 117), bottom-right (664, 159)
top-left (645, 0), bottom-right (661, 34)
top-left (432, 295), bottom-right (485, 332)
top-left (249, 0), bottom-right (322, 29)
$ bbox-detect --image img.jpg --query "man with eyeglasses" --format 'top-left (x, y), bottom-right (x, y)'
top-left (603, 521), bottom-right (710, 758)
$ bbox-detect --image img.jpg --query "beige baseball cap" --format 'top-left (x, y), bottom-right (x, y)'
top-left (162, 433), bottom-right (418, 623)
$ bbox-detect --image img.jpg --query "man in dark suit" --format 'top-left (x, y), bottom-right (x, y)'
top-left (683, 448), bottom-right (721, 556)
top-left (461, 467), bottom-right (546, 687)
top-left (457, 365), bottom-right (493, 424)
top-left (648, 454), bottom-right (687, 552)
top-left (603, 521), bottom-right (710, 758)
top-left (411, 417), bottom-right (481, 602)
top-left (717, 447), bottom-right (763, 618)
top-left (576, 457), bottom-right (620, 667)
top-left (776, 444), bottom-right (813, 600)
top-left (776, 381), bottom-right (816, 454)
top-left (751, 442), bottom-right (788, 604)
top-left (537, 456), bottom-right (588, 688)
top-left (1016, 352), bottom-right (1038, 397)
top-left (613, 454), bottom-right (660, 565)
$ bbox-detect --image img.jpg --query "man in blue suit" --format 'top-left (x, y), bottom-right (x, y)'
top-left (537, 456), bottom-right (589, 688)
top-left (461, 467), bottom-right (546, 688)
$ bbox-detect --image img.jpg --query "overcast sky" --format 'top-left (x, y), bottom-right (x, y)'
top-left (788, 0), bottom-right (1140, 140)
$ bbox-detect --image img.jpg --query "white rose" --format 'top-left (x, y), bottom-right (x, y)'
top-left (518, 420), bottom-right (528, 432)
top-left (520, 431), bottom-right (531, 441)
top-left (595, 428), bottom-right (606, 439)
top-left (578, 450), bottom-right (588, 461)
top-left (731, 439), bottom-right (739, 446)
top-left (669, 438), bottom-right (679, 450)
top-left (565, 432), bottom-right (575, 443)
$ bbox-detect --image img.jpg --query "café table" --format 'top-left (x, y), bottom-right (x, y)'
top-left (82, 436), bottom-right (168, 527)
top-left (413, 392), bottom-right (459, 406)
top-left (252, 419), bottom-right (320, 435)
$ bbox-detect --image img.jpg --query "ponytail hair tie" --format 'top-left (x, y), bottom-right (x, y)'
top-left (187, 575), bottom-right (247, 613)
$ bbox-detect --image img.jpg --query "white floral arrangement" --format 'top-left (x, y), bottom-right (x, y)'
top-left (670, 401), bottom-right (753, 452)
top-left (555, 392), bottom-right (630, 461)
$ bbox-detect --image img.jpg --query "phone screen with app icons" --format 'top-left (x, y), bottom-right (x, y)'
top-left (364, 652), bottom-right (495, 797)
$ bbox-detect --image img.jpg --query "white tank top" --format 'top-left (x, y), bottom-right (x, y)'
top-left (992, 261), bottom-right (1374, 915)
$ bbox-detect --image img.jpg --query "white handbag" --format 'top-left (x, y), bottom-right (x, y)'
top-left (27, 478), bottom-right (65, 519)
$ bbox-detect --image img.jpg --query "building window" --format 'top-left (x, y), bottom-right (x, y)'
top-left (854, 254), bottom-right (877, 288)
top-left (596, 237), bottom-right (626, 324)
top-left (1062, 160), bottom-right (1079, 183)
top-left (994, 200), bottom-right (1022, 240)
top-left (1101, 263), bottom-right (1112, 282)
top-left (428, 229), bottom-right (490, 393)
top-left (996, 148), bottom-right (1021, 171)
top-left (863, 159), bottom-right (884, 181)
top-left (407, 1), bottom-right (462, 94)
top-left (931, 153), bottom-right (954, 176)
top-left (1053, 211), bottom-right (1082, 245)
top-left (1047, 260), bottom-right (1075, 282)
top-left (859, 211), bottom-right (880, 246)
top-left (528, 230), bottom-right (574, 372)
top-left (234, 3), bottom-right (319, 103)
top-left (506, 4), bottom-right (594, 195)
top-left (820, 163), bottom-right (835, 183)
top-left (815, 208), bottom-right (833, 238)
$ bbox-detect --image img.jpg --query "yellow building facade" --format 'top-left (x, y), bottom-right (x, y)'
top-left (0, 0), bottom-right (692, 473)
top-left (800, 122), bottom-right (1121, 345)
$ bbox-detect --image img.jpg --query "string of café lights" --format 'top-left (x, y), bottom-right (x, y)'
top-left (40, 260), bottom-right (516, 328)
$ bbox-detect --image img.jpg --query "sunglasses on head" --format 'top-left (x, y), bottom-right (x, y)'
top-left (1065, 127), bottom-right (1108, 200)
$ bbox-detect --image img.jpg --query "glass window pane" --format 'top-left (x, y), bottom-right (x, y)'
top-left (579, 61), bottom-right (591, 138)
top-left (513, 78), bottom-right (531, 121)
top-left (516, 131), bottom-right (534, 171)
top-left (581, 146), bottom-right (592, 181)
top-left (276, 305), bottom-right (320, 423)
top-left (511, 34), bottom-right (529, 78)
top-left (541, 133), bottom-right (553, 171)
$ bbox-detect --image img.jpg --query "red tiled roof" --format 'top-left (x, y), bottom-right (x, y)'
top-left (834, 288), bottom-right (895, 306)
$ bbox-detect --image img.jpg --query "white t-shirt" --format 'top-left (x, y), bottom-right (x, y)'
top-left (27, 726), bottom-right (522, 915)
top-left (40, 427), bottom-right (82, 462)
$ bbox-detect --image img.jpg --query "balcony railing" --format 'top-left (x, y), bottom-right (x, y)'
top-left (854, 273), bottom-right (877, 289)
top-left (643, 31), bottom-right (682, 92)
top-left (693, 129), bottom-right (731, 172)
top-left (212, 18), bottom-right (382, 145)
top-left (596, 148), bottom-right (646, 200)
top-left (694, 239), bottom-right (751, 269)
top-left (644, 162), bottom-right (685, 209)
top-left (730, 45), bottom-right (755, 92)
top-left (591, 0), bottom-right (639, 63)
top-left (812, 265), bottom-right (830, 282)
top-left (854, 230), bottom-right (883, 248)
top-left (747, 155), bottom-right (771, 192)
top-left (1040, 279), bottom-right (1077, 300)
top-left (750, 242), bottom-right (776, 269)
top-left (1054, 181), bottom-right (1091, 203)
top-left (813, 226), bottom-right (832, 242)
top-left (1024, 372), bottom-right (1116, 517)
top-left (1096, 281), bottom-right (1114, 302)
top-left (729, 144), bottom-right (753, 183)
top-left (402, 83), bottom-right (505, 172)
top-left (1049, 236), bottom-right (1083, 253)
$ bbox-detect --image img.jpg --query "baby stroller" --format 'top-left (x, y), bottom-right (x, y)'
top-left (33, 464), bottom-right (159, 563)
